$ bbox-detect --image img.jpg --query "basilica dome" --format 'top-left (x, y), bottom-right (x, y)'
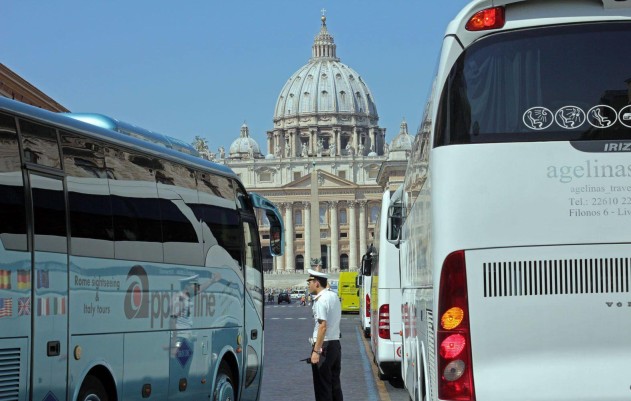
top-left (273, 16), bottom-right (378, 128)
top-left (390, 119), bottom-right (412, 152)
top-left (229, 123), bottom-right (262, 159)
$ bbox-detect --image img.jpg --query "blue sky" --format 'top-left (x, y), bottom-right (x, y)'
top-left (3, 1), bottom-right (470, 153)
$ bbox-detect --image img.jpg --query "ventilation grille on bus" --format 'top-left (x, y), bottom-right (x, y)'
top-left (0, 348), bottom-right (20, 401)
top-left (426, 310), bottom-right (436, 401)
top-left (483, 258), bottom-right (631, 297)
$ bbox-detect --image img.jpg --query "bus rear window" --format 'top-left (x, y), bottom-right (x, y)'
top-left (435, 22), bottom-right (631, 146)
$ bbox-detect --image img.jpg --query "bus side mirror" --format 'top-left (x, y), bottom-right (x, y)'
top-left (270, 226), bottom-right (282, 255)
top-left (263, 209), bottom-right (283, 256)
top-left (360, 254), bottom-right (372, 276)
top-left (386, 204), bottom-right (403, 247)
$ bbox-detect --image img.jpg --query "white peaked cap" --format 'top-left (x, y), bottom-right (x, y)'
top-left (307, 269), bottom-right (328, 279)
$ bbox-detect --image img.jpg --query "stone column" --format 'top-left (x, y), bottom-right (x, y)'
top-left (359, 201), bottom-right (367, 259)
top-left (326, 244), bottom-right (331, 271)
top-left (285, 202), bottom-right (294, 271)
top-left (290, 131), bottom-right (296, 158)
top-left (370, 130), bottom-right (377, 153)
top-left (348, 201), bottom-right (358, 271)
top-left (380, 131), bottom-right (387, 155)
top-left (304, 202), bottom-right (311, 270)
top-left (330, 201), bottom-right (339, 272)
top-left (277, 203), bottom-right (285, 272)
top-left (267, 132), bottom-right (273, 155)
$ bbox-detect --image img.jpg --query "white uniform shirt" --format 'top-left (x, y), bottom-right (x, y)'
top-left (311, 288), bottom-right (341, 341)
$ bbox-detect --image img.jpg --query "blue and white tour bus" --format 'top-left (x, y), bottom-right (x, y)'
top-left (0, 96), bottom-right (283, 401)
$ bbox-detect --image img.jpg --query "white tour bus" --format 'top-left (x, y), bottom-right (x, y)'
top-left (392, 1), bottom-right (631, 400)
top-left (0, 97), bottom-right (283, 401)
top-left (369, 189), bottom-right (403, 380)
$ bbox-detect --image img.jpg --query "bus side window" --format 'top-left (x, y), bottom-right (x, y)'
top-left (18, 118), bottom-right (62, 169)
top-left (197, 172), bottom-right (242, 269)
top-left (62, 132), bottom-right (114, 259)
top-left (105, 147), bottom-right (163, 263)
top-left (233, 181), bottom-right (253, 211)
top-left (243, 221), bottom-right (262, 272)
top-left (198, 172), bottom-right (235, 201)
top-left (157, 161), bottom-right (202, 266)
top-left (0, 112), bottom-right (27, 251)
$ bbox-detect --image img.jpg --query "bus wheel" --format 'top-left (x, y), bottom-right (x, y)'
top-left (77, 375), bottom-right (109, 401)
top-left (213, 361), bottom-right (235, 401)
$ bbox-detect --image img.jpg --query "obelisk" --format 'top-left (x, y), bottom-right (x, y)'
top-left (310, 166), bottom-right (321, 269)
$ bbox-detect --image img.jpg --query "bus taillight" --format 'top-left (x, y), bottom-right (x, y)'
top-left (378, 304), bottom-right (390, 339)
top-left (465, 6), bottom-right (505, 31)
top-left (366, 294), bottom-right (371, 317)
top-left (437, 250), bottom-right (475, 401)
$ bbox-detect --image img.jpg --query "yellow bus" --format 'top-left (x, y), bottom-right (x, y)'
top-left (338, 271), bottom-right (359, 313)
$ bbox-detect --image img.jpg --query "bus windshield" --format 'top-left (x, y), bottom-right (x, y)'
top-left (436, 22), bottom-right (631, 146)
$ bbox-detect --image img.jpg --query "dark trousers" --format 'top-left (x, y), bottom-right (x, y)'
top-left (311, 340), bottom-right (343, 401)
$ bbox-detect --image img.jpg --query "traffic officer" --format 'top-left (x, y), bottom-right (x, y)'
top-left (307, 268), bottom-right (343, 401)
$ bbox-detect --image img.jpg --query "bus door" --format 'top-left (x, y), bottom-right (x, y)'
top-left (240, 217), bottom-right (264, 401)
top-left (27, 172), bottom-right (69, 401)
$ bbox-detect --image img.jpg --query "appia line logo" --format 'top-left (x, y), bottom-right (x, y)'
top-left (124, 265), bottom-right (217, 328)
top-left (124, 265), bottom-right (149, 320)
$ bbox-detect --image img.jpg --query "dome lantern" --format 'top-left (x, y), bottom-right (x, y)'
top-left (311, 13), bottom-right (338, 61)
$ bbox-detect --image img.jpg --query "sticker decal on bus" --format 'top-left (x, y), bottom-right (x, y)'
top-left (0, 298), bottom-right (12, 318)
top-left (618, 105), bottom-right (631, 128)
top-left (0, 269), bottom-right (11, 289)
top-left (124, 265), bottom-right (150, 319)
top-left (175, 338), bottom-right (193, 367)
top-left (18, 297), bottom-right (30, 316)
top-left (587, 105), bottom-right (617, 128)
top-left (555, 106), bottom-right (586, 129)
top-left (523, 106), bottom-right (553, 130)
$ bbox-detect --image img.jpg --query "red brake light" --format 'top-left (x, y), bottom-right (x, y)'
top-left (366, 294), bottom-right (371, 317)
top-left (378, 304), bottom-right (390, 339)
top-left (437, 250), bottom-right (475, 401)
top-left (465, 7), bottom-right (505, 31)
top-left (439, 334), bottom-right (466, 359)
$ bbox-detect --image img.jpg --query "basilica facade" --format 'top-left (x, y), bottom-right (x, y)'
top-left (217, 16), bottom-right (412, 273)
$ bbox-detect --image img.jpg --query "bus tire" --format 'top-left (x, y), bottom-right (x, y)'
top-left (77, 375), bottom-right (109, 401)
top-left (213, 361), bottom-right (235, 401)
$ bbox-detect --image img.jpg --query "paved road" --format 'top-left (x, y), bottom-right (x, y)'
top-left (260, 300), bottom-right (408, 401)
